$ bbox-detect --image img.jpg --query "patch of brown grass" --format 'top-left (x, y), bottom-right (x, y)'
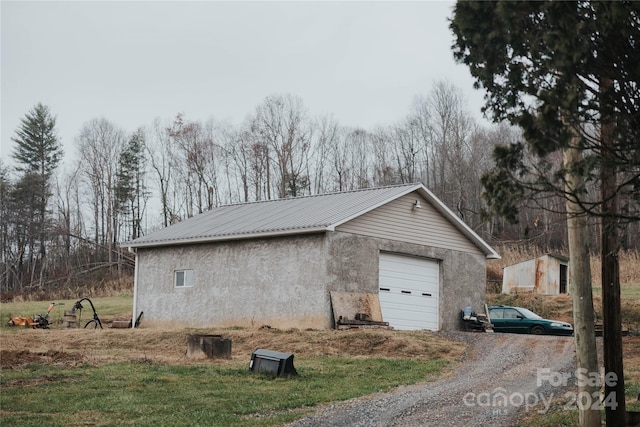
top-left (3, 277), bottom-right (133, 303)
top-left (591, 250), bottom-right (640, 288)
top-left (0, 327), bottom-right (466, 370)
top-left (0, 350), bottom-right (87, 370)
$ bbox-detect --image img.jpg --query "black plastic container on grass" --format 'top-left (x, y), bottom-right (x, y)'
top-left (249, 349), bottom-right (297, 377)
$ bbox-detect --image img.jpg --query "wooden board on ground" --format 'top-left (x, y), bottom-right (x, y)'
top-left (330, 291), bottom-right (384, 327)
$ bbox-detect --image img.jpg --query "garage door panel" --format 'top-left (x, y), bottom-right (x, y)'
top-left (379, 304), bottom-right (438, 317)
top-left (382, 309), bottom-right (438, 330)
top-left (378, 282), bottom-right (439, 295)
top-left (380, 254), bottom-right (432, 268)
top-left (378, 301), bottom-right (438, 315)
top-left (379, 271), bottom-right (438, 286)
top-left (380, 260), bottom-right (438, 272)
top-left (380, 266), bottom-right (438, 279)
top-left (378, 292), bottom-right (438, 309)
top-left (379, 271), bottom-right (438, 287)
top-left (389, 321), bottom-right (438, 330)
top-left (379, 289), bottom-right (439, 299)
top-left (379, 262), bottom-right (438, 275)
top-left (378, 253), bottom-right (439, 331)
top-left (381, 302), bottom-right (438, 316)
top-left (380, 299), bottom-right (438, 311)
top-left (379, 276), bottom-right (435, 289)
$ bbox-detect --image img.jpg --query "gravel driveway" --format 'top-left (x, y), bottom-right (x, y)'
top-left (289, 332), bottom-right (576, 427)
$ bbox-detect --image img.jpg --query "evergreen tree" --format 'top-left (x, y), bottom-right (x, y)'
top-left (12, 103), bottom-right (62, 178)
top-left (115, 129), bottom-right (146, 240)
top-left (450, 2), bottom-right (639, 219)
top-left (451, 2), bottom-right (639, 425)
top-left (11, 103), bottom-right (63, 262)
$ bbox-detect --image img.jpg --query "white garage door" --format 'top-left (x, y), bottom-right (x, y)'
top-left (378, 253), bottom-right (439, 331)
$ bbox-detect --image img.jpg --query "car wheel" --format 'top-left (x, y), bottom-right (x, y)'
top-left (531, 325), bottom-right (545, 335)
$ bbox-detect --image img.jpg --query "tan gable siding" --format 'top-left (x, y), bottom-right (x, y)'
top-left (335, 192), bottom-right (482, 254)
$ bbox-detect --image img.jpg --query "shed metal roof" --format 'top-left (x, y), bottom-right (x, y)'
top-left (128, 183), bottom-right (500, 259)
top-left (503, 253), bottom-right (569, 269)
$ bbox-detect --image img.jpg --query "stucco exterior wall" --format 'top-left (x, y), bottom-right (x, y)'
top-left (134, 234), bottom-right (331, 329)
top-left (134, 231), bottom-right (487, 331)
top-left (325, 232), bottom-right (486, 331)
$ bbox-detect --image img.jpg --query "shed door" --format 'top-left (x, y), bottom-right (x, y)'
top-left (559, 264), bottom-right (568, 294)
top-left (378, 253), bottom-right (439, 331)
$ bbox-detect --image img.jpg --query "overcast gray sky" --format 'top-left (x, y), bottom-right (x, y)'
top-left (1, 1), bottom-right (487, 166)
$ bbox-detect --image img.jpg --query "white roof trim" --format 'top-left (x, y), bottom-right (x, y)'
top-left (128, 226), bottom-right (328, 249)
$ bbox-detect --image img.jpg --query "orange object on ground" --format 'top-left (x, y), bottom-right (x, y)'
top-left (7, 316), bottom-right (39, 327)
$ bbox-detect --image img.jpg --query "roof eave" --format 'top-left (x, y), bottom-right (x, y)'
top-left (128, 226), bottom-right (329, 250)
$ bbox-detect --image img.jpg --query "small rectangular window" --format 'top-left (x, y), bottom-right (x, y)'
top-left (175, 269), bottom-right (194, 288)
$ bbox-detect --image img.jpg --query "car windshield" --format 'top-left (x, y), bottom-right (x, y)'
top-left (518, 308), bottom-right (542, 319)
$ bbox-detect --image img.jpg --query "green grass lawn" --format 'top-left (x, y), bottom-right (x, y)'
top-left (0, 356), bottom-right (446, 426)
top-left (1, 295), bottom-right (454, 426)
top-left (3, 282), bottom-right (638, 427)
top-left (592, 279), bottom-right (640, 300)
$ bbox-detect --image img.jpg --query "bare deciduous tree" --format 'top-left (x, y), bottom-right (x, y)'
top-left (251, 94), bottom-right (312, 198)
top-left (76, 118), bottom-right (125, 268)
top-left (147, 117), bottom-right (176, 227)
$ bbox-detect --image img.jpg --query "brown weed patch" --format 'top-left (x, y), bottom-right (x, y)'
top-left (0, 327), bottom-right (466, 369)
top-left (1, 350), bottom-right (87, 369)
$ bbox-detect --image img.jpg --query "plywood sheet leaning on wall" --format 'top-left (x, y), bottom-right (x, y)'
top-left (330, 291), bottom-right (389, 329)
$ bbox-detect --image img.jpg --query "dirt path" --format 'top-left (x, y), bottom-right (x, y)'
top-left (288, 333), bottom-right (576, 427)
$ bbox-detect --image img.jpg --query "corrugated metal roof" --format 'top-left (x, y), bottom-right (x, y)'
top-left (128, 184), bottom-right (416, 246)
top-left (503, 253), bottom-right (569, 269)
top-left (127, 183), bottom-right (500, 259)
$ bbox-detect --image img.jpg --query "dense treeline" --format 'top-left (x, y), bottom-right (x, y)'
top-left (1, 82), bottom-right (638, 294)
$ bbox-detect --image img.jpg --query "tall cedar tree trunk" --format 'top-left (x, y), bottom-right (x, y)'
top-left (563, 143), bottom-right (599, 427)
top-left (600, 76), bottom-right (625, 426)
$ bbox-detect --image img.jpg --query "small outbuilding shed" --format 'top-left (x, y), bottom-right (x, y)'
top-left (501, 254), bottom-right (569, 295)
top-left (128, 183), bottom-right (499, 331)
